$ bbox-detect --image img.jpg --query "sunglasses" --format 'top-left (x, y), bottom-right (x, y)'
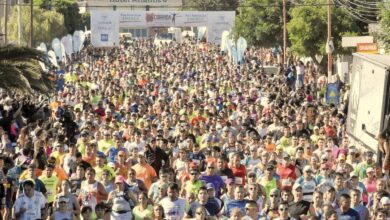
top-left (279, 208), bottom-right (288, 211)
top-left (207, 167), bottom-right (214, 169)
top-left (59, 201), bottom-right (67, 204)
top-left (190, 172), bottom-right (198, 175)
top-left (270, 194), bottom-right (278, 197)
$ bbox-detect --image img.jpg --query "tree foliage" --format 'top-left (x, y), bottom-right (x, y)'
top-left (378, 2), bottom-right (390, 52)
top-left (3, 6), bottom-right (66, 47)
top-left (287, 0), bottom-right (362, 66)
top-left (234, 0), bottom-right (283, 47)
top-left (79, 12), bottom-right (91, 31)
top-left (185, 0), bottom-right (239, 11)
top-left (0, 45), bottom-right (53, 94)
top-left (36, 0), bottom-right (81, 34)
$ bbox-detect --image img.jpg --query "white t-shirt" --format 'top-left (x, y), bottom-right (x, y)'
top-left (62, 154), bottom-right (76, 175)
top-left (159, 197), bottom-right (186, 220)
top-left (14, 191), bottom-right (47, 220)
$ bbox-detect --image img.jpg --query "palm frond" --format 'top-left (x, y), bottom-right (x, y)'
top-left (0, 44), bottom-right (50, 66)
top-left (0, 45), bottom-right (54, 94)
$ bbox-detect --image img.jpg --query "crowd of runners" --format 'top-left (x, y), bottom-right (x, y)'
top-left (0, 37), bottom-right (389, 220)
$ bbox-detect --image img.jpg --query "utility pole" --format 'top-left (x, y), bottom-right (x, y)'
top-left (327, 0), bottom-right (332, 79)
top-left (4, 0), bottom-right (7, 44)
top-left (30, 0), bottom-right (33, 47)
top-left (283, 0), bottom-right (287, 67)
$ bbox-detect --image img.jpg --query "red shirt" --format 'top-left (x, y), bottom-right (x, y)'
top-left (230, 165), bottom-right (246, 185)
top-left (277, 164), bottom-right (297, 190)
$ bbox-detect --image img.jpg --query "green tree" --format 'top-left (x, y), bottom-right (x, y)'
top-left (287, 0), bottom-right (362, 67)
top-left (234, 0), bottom-right (283, 47)
top-left (79, 12), bottom-right (91, 30)
top-left (0, 45), bottom-right (53, 94)
top-left (3, 6), bottom-right (66, 47)
top-left (36, 0), bottom-right (81, 34)
top-left (378, 2), bottom-right (390, 52)
top-left (185, 0), bottom-right (239, 11)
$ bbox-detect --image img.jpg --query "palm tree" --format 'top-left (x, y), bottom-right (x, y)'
top-left (0, 44), bottom-right (54, 94)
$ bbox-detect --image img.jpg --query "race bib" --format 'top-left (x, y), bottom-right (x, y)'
top-left (192, 159), bottom-right (200, 165)
top-left (282, 179), bottom-right (291, 186)
top-left (235, 177), bottom-right (243, 185)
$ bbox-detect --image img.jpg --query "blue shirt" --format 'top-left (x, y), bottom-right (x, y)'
top-left (199, 175), bottom-right (225, 197)
top-left (336, 208), bottom-right (361, 220)
top-left (106, 147), bottom-right (126, 163)
top-left (226, 199), bottom-right (247, 217)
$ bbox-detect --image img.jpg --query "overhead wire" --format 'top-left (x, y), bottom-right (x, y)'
top-left (333, 0), bottom-right (378, 23)
top-left (339, 0), bottom-right (380, 11)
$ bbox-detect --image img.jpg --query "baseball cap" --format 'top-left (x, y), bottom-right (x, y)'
top-left (303, 165), bottom-right (313, 172)
top-left (58, 196), bottom-right (68, 203)
top-left (270, 188), bottom-right (279, 195)
top-left (380, 197), bottom-right (390, 206)
top-left (206, 183), bottom-right (215, 190)
top-left (292, 183), bottom-right (302, 190)
top-left (115, 175), bottom-right (125, 184)
top-left (339, 154), bottom-right (346, 161)
top-left (366, 167), bottom-right (374, 173)
top-left (349, 172), bottom-right (358, 179)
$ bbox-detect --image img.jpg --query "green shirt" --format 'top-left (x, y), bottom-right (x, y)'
top-left (39, 175), bottom-right (58, 203)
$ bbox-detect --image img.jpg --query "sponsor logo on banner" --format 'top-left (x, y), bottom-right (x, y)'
top-left (120, 12), bottom-right (144, 25)
top-left (145, 12), bottom-right (178, 26)
top-left (101, 34), bottom-right (108, 41)
top-left (91, 11), bottom-right (120, 47)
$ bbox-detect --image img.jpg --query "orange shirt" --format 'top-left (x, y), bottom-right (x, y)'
top-left (83, 155), bottom-right (96, 167)
top-left (54, 166), bottom-right (69, 182)
top-left (132, 163), bottom-right (157, 190)
top-left (265, 143), bottom-right (276, 152)
top-left (115, 163), bottom-right (128, 179)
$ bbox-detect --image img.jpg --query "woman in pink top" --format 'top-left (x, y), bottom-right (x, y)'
top-left (362, 167), bottom-right (377, 196)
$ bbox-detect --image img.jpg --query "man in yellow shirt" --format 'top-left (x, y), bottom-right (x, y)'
top-left (95, 154), bottom-right (115, 182)
top-left (98, 131), bottom-right (114, 153)
top-left (77, 130), bottom-right (90, 155)
top-left (50, 142), bottom-right (66, 166)
top-left (39, 164), bottom-right (60, 213)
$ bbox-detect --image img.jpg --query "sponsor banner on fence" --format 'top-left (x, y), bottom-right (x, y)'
top-left (87, 0), bottom-right (182, 7)
top-left (91, 11), bottom-right (120, 47)
top-left (118, 11), bottom-right (233, 28)
top-left (92, 10), bottom-right (235, 45)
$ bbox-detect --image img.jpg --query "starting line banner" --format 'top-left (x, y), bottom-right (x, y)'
top-left (91, 10), bottom-right (235, 46)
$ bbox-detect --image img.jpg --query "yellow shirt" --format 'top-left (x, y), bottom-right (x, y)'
top-left (98, 139), bottom-right (114, 153)
top-left (50, 151), bottom-right (65, 166)
top-left (95, 165), bottom-right (115, 182)
top-left (39, 175), bottom-right (59, 203)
